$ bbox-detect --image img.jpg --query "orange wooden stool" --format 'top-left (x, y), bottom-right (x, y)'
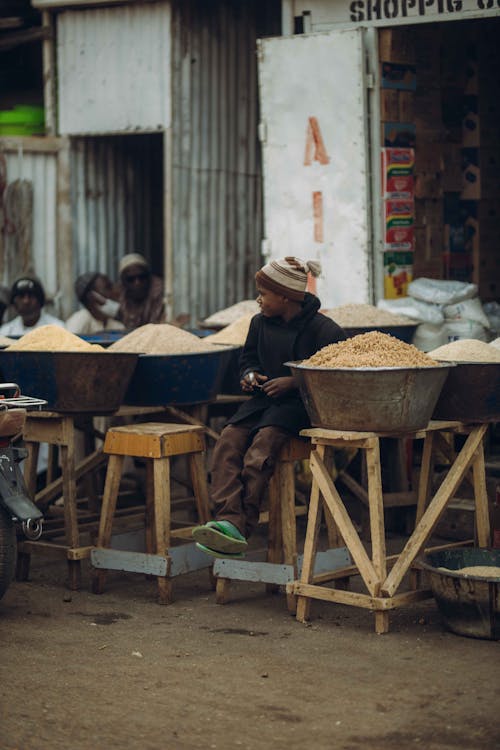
top-left (91, 422), bottom-right (210, 603)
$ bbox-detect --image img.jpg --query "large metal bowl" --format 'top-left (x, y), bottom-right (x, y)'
top-left (286, 361), bottom-right (452, 433)
top-left (432, 361), bottom-right (500, 422)
top-left (0, 350), bottom-right (138, 413)
top-left (420, 547), bottom-right (500, 640)
top-left (123, 346), bottom-right (238, 406)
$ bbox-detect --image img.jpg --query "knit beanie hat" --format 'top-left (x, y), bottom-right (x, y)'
top-left (118, 253), bottom-right (150, 277)
top-left (75, 272), bottom-right (100, 303)
top-left (10, 276), bottom-right (45, 306)
top-left (255, 256), bottom-right (322, 301)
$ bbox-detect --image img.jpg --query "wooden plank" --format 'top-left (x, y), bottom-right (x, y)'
top-left (338, 470), bottom-right (369, 505)
top-left (302, 428), bottom-right (376, 440)
top-left (24, 416), bottom-right (67, 444)
top-left (153, 457), bottom-right (172, 603)
top-left (381, 491), bottom-right (417, 508)
top-left (381, 424), bottom-right (487, 597)
top-left (214, 560), bottom-right (295, 585)
top-left (67, 546), bottom-right (93, 560)
top-left (96, 454), bottom-right (124, 547)
top-left (91, 548), bottom-right (168, 577)
top-left (292, 582), bottom-right (432, 609)
top-left (309, 451), bottom-right (379, 596)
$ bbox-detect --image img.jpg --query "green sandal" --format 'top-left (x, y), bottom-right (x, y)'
top-left (192, 520), bottom-right (248, 554)
top-left (195, 542), bottom-right (245, 560)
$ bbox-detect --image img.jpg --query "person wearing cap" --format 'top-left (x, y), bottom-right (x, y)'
top-left (0, 276), bottom-right (65, 336)
top-left (66, 272), bottom-right (125, 335)
top-left (192, 256), bottom-right (346, 558)
top-left (117, 253), bottom-right (165, 330)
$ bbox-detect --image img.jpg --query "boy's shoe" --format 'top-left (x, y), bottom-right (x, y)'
top-left (192, 520), bottom-right (248, 554)
top-left (195, 542), bottom-right (245, 560)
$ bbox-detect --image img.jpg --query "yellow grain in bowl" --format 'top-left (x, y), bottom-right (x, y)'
top-left (303, 331), bottom-right (438, 368)
top-left (7, 325), bottom-right (105, 352)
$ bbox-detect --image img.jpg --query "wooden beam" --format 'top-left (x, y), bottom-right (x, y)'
top-left (0, 26), bottom-right (50, 50)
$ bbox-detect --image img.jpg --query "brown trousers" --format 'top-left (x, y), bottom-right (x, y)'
top-left (210, 420), bottom-right (291, 538)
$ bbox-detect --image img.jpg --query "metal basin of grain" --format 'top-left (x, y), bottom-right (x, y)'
top-left (419, 547), bottom-right (500, 640)
top-left (0, 350), bottom-right (138, 413)
top-left (432, 361), bottom-right (500, 422)
top-left (123, 346), bottom-right (238, 406)
top-left (286, 361), bottom-right (452, 433)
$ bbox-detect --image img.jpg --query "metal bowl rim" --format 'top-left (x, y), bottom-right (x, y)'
top-left (418, 550), bottom-right (500, 582)
top-left (285, 360), bottom-right (453, 373)
top-left (433, 358), bottom-right (500, 366)
top-left (131, 345), bottom-right (240, 358)
top-left (0, 349), bottom-right (137, 357)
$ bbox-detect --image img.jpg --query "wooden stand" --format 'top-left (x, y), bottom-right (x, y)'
top-left (17, 406), bottom-right (177, 590)
top-left (292, 421), bottom-right (490, 634)
top-left (91, 422), bottom-right (210, 604)
top-left (214, 437), bottom-right (310, 612)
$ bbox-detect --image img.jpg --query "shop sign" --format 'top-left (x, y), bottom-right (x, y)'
top-left (295, 0), bottom-right (500, 27)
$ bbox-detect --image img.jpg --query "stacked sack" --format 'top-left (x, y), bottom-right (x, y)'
top-left (377, 278), bottom-right (492, 351)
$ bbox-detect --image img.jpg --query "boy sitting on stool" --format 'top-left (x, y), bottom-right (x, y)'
top-left (193, 257), bottom-right (346, 558)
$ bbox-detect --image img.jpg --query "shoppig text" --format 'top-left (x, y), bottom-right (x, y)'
top-left (350, 0), bottom-right (499, 21)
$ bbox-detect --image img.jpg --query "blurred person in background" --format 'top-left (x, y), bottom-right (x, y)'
top-left (117, 253), bottom-right (165, 330)
top-left (0, 285), bottom-right (11, 324)
top-left (0, 276), bottom-right (65, 336)
top-left (66, 272), bottom-right (124, 335)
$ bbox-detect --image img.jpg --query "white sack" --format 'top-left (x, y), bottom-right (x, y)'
top-left (408, 277), bottom-right (477, 305)
top-left (377, 297), bottom-right (443, 325)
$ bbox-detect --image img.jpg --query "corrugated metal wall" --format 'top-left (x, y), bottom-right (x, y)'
top-left (1, 147), bottom-right (60, 312)
top-left (171, 0), bottom-right (280, 320)
top-left (57, 3), bottom-right (171, 135)
top-left (70, 134), bottom-right (163, 285)
top-left (62, 0), bottom-right (280, 320)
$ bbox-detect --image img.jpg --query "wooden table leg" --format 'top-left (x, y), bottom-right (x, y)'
top-left (296, 445), bottom-right (325, 623)
top-left (280, 460), bottom-right (299, 612)
top-left (366, 438), bottom-right (389, 634)
top-left (471, 439), bottom-right (490, 547)
top-left (266, 465), bottom-right (283, 595)
top-left (59, 417), bottom-right (81, 590)
top-left (92, 453), bottom-right (124, 594)
top-left (153, 457), bottom-right (172, 605)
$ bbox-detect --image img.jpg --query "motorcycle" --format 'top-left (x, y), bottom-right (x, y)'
top-left (0, 383), bottom-right (47, 600)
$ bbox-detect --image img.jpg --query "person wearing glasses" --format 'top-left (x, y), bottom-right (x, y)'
top-left (0, 276), bottom-right (65, 336)
top-left (117, 253), bottom-right (165, 330)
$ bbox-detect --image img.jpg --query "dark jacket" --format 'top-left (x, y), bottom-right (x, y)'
top-left (228, 293), bottom-right (346, 435)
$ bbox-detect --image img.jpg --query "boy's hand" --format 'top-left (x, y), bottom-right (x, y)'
top-left (262, 376), bottom-right (295, 398)
top-left (241, 372), bottom-right (268, 392)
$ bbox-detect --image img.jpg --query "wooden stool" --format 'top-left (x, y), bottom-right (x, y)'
top-left (91, 422), bottom-right (210, 604)
top-left (213, 437), bottom-right (310, 612)
top-left (292, 421), bottom-right (491, 634)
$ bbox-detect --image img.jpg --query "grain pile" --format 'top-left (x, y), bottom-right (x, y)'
top-left (491, 337), bottom-right (500, 350)
top-left (439, 566), bottom-right (500, 578)
top-left (7, 325), bottom-right (105, 352)
top-left (430, 338), bottom-right (500, 362)
top-left (303, 331), bottom-right (438, 368)
top-left (322, 303), bottom-right (416, 327)
top-left (108, 323), bottom-right (221, 354)
top-left (207, 313), bottom-right (254, 346)
top-left (203, 300), bottom-right (259, 328)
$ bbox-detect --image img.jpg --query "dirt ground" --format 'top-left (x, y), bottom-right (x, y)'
top-left (1, 530), bottom-right (499, 750)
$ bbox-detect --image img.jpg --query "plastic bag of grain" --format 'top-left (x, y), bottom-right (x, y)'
top-left (413, 323), bottom-right (448, 352)
top-left (377, 297), bottom-right (443, 324)
top-left (408, 277), bottom-right (478, 305)
top-left (443, 298), bottom-right (490, 328)
top-left (444, 319), bottom-right (488, 343)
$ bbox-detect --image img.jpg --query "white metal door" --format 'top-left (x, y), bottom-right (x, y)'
top-left (258, 29), bottom-right (371, 307)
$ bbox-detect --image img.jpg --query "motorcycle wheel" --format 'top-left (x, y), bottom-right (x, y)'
top-left (0, 506), bottom-right (16, 600)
